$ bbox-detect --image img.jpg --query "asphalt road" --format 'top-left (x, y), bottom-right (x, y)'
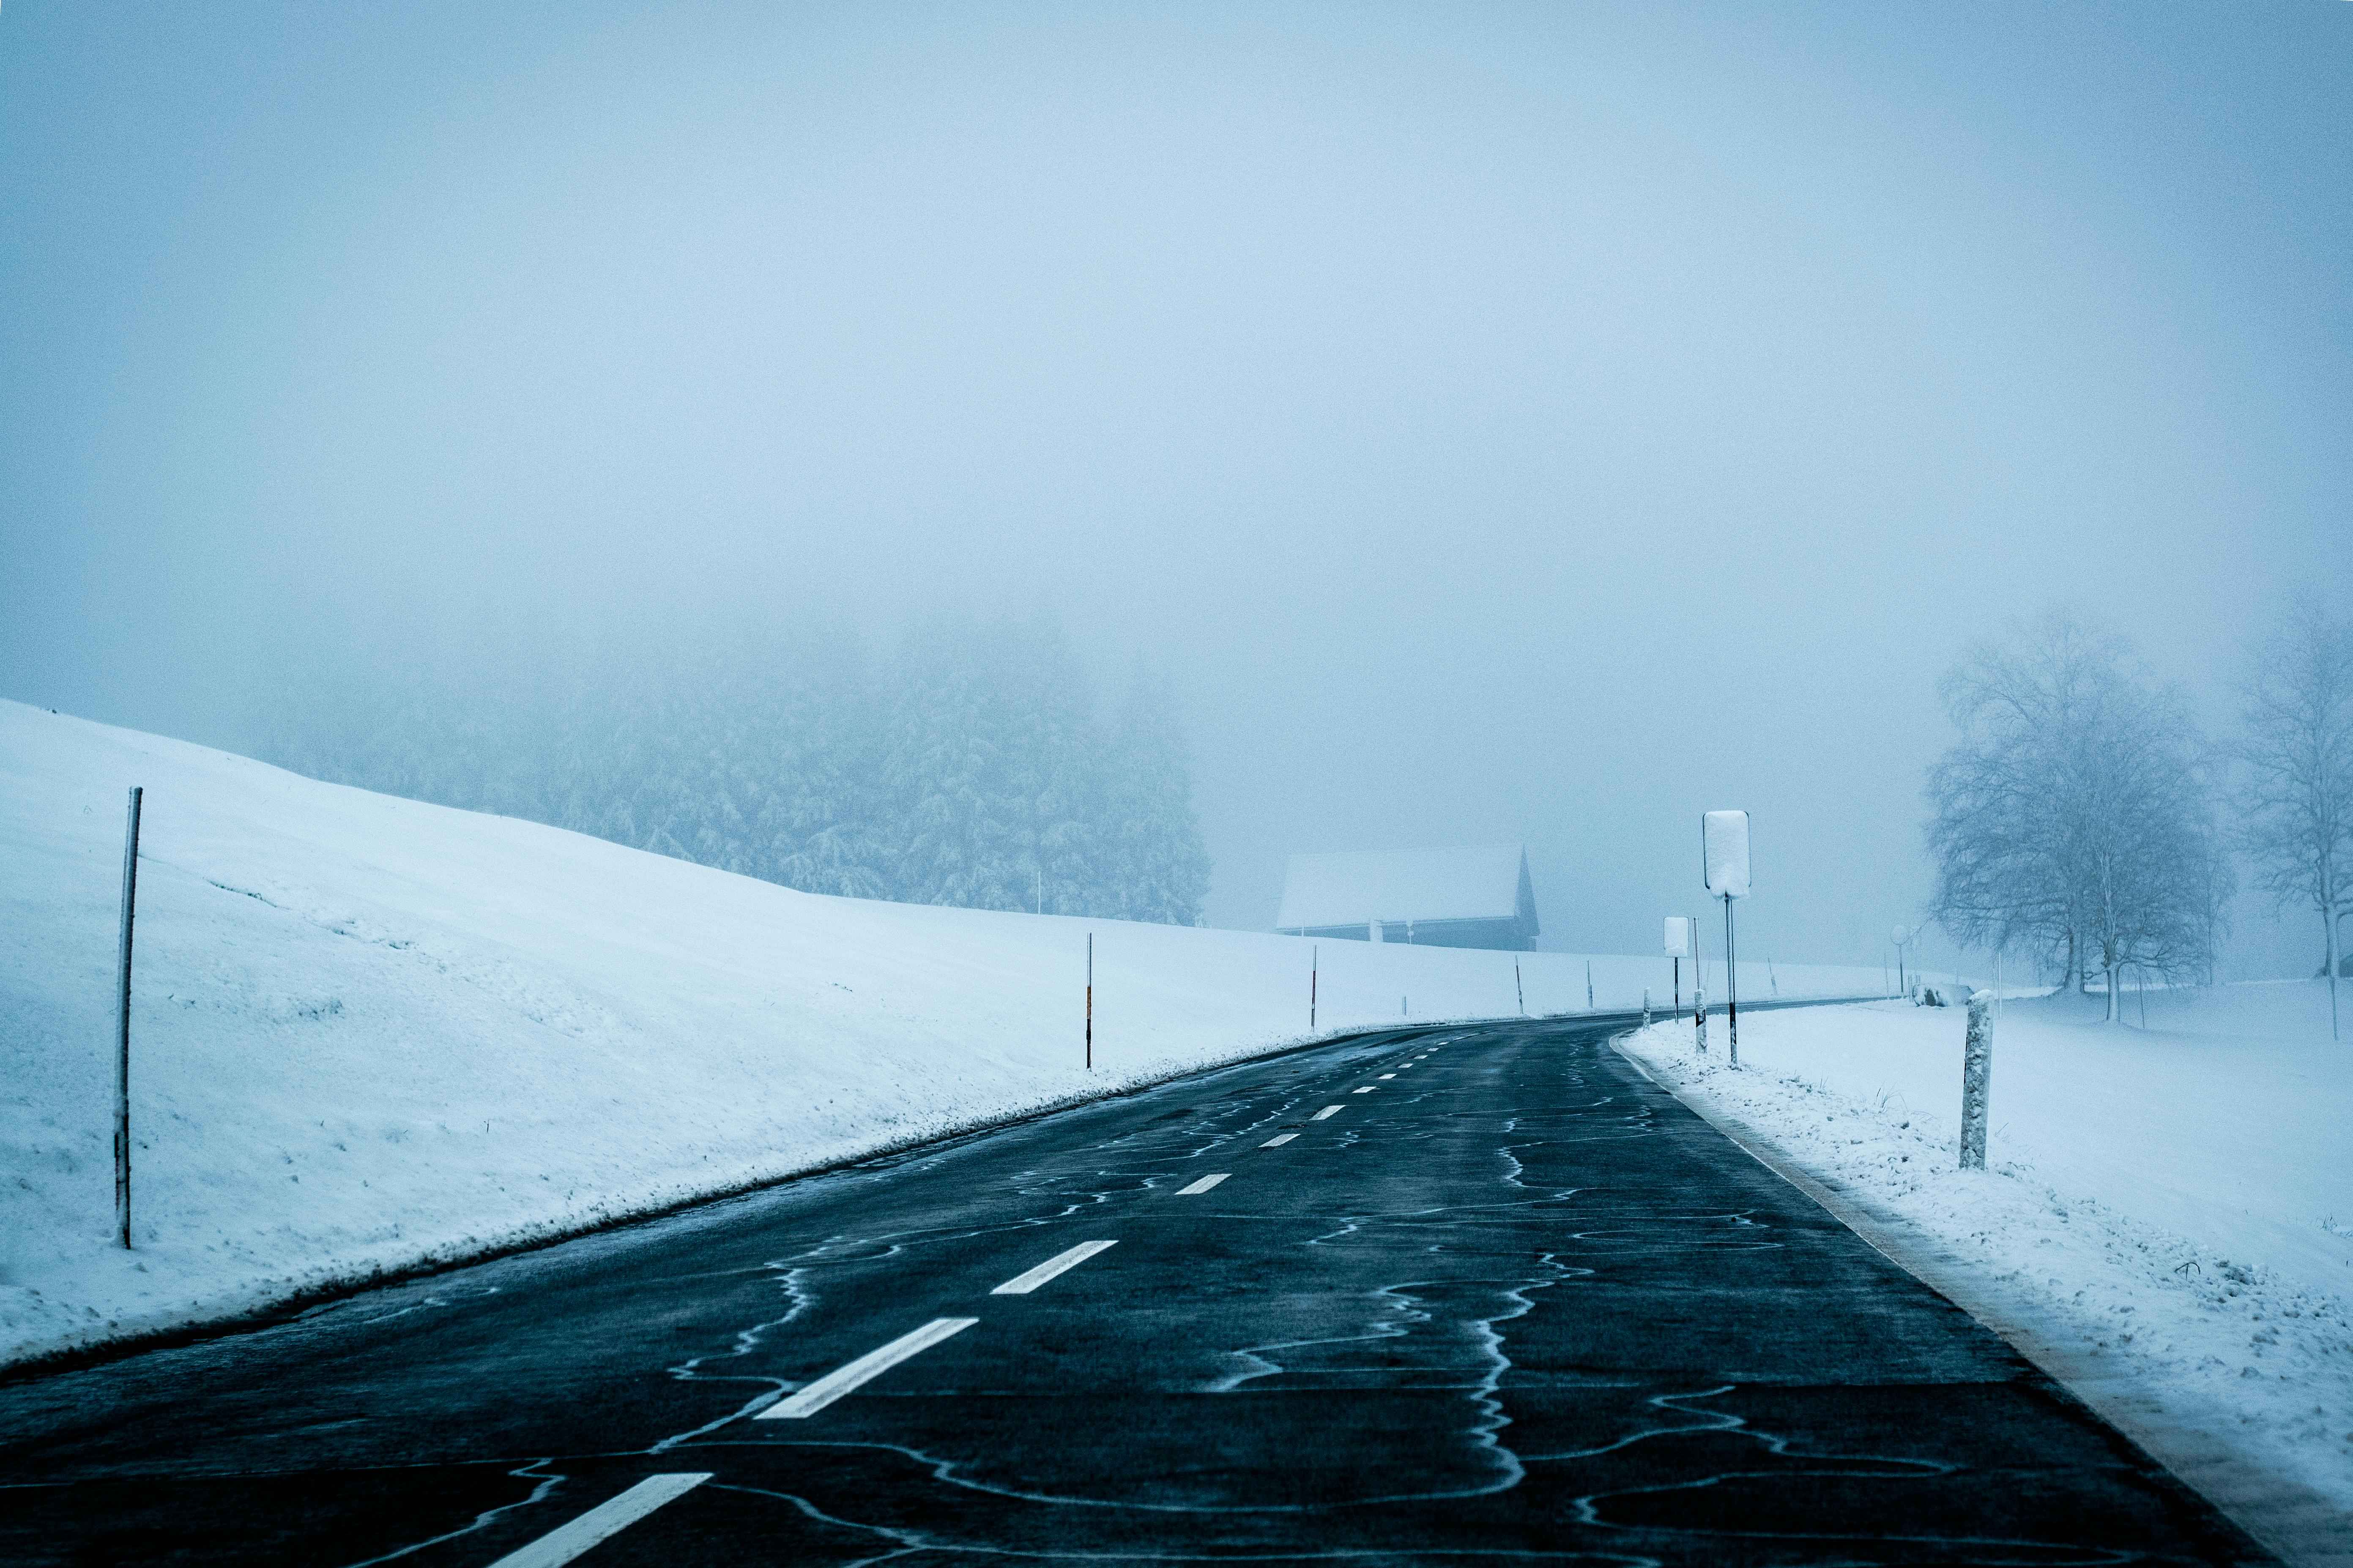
top-left (0, 1015), bottom-right (2274, 1566)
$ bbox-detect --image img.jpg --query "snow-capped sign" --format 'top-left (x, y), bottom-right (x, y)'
top-left (1664, 916), bottom-right (1691, 958)
top-left (1702, 811), bottom-right (1751, 899)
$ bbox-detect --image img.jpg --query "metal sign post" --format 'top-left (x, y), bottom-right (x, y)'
top-left (1664, 916), bottom-right (1691, 1019)
top-left (1722, 893), bottom-right (1739, 1064)
top-left (1702, 811), bottom-right (1751, 1068)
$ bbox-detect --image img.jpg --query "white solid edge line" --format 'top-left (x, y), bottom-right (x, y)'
top-left (757, 1317), bottom-right (979, 1420)
top-left (1261, 1133), bottom-right (1298, 1147)
top-left (1175, 1172), bottom-right (1230, 1195)
top-left (487, 1473), bottom-right (712, 1568)
top-left (991, 1239), bottom-right (1117, 1295)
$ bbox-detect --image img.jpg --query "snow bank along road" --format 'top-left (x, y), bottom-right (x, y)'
top-left (2, 699), bottom-right (1899, 1372)
top-left (0, 1016), bottom-right (2271, 1566)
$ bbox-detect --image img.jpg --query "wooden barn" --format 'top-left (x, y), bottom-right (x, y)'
top-left (1275, 845), bottom-right (1540, 951)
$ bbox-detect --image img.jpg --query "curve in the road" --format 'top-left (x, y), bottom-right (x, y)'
top-left (0, 1016), bottom-right (2275, 1566)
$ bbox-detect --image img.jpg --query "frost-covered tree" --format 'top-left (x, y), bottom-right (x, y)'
top-left (1102, 662), bottom-right (1211, 925)
top-left (882, 617), bottom-right (1029, 910)
top-left (2235, 604), bottom-right (2353, 1038)
top-left (1928, 612), bottom-right (2228, 1018)
top-left (263, 610), bottom-right (1211, 924)
top-left (763, 651), bottom-right (889, 899)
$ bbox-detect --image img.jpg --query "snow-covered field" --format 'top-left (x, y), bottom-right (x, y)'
top-left (1621, 989), bottom-right (2353, 1520)
top-left (0, 701), bottom-right (1886, 1370)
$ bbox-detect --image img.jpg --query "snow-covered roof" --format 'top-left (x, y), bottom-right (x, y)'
top-left (1277, 845), bottom-right (1531, 930)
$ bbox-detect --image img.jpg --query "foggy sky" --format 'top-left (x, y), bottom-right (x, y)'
top-left (5, 2), bottom-right (2349, 978)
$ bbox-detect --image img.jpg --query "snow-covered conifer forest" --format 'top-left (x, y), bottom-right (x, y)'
top-left (260, 614), bottom-right (1212, 926)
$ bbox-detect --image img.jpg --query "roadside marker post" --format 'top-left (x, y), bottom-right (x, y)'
top-left (1664, 916), bottom-right (1691, 1022)
top-left (1310, 946), bottom-right (1318, 1033)
top-left (1703, 811), bottom-right (1751, 1068)
top-left (1960, 990), bottom-right (1993, 1169)
top-left (115, 786), bottom-right (143, 1251)
top-left (1085, 934), bottom-right (1093, 1071)
top-left (1692, 914), bottom-right (1708, 1054)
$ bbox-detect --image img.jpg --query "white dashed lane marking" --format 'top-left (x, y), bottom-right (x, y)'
top-left (487, 1473), bottom-right (712, 1568)
top-left (990, 1240), bottom-right (1117, 1296)
top-left (1261, 1133), bottom-right (1298, 1147)
top-left (1378, 1073), bottom-right (1395, 1079)
top-left (1352, 1086), bottom-right (1376, 1094)
top-left (1175, 1172), bottom-right (1231, 1195)
top-left (757, 1318), bottom-right (978, 1420)
top-left (1311, 1106), bottom-right (1343, 1120)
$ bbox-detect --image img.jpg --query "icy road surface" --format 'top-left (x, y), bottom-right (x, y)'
top-left (0, 1017), bottom-right (2267, 1566)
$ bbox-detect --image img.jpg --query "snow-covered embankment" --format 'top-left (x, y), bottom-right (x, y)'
top-left (2, 700), bottom-right (1883, 1369)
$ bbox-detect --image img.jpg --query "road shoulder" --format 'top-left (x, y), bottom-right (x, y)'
top-left (1611, 1030), bottom-right (2351, 1568)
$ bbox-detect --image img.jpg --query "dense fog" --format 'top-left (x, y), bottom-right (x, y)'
top-left (4, 3), bottom-right (2348, 976)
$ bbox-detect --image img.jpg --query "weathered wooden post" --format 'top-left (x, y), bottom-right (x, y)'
top-left (115, 786), bottom-right (143, 1250)
top-left (1960, 989), bottom-right (1993, 1170)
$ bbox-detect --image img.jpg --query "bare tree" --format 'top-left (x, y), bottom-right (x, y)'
top-left (1928, 612), bottom-right (2227, 1020)
top-left (2235, 604), bottom-right (2353, 1039)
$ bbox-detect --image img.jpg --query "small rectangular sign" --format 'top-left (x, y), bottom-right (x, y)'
top-left (1703, 811), bottom-right (1751, 899)
top-left (1664, 916), bottom-right (1691, 957)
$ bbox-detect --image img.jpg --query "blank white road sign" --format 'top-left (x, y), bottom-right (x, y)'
top-left (1664, 916), bottom-right (1691, 957)
top-left (1702, 811), bottom-right (1751, 899)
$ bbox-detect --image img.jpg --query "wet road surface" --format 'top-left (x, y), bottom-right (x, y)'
top-left (0, 1015), bottom-right (2274, 1565)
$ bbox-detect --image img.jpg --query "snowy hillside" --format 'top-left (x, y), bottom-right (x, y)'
top-left (0, 701), bottom-right (1884, 1369)
top-left (1622, 989), bottom-right (2353, 1517)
